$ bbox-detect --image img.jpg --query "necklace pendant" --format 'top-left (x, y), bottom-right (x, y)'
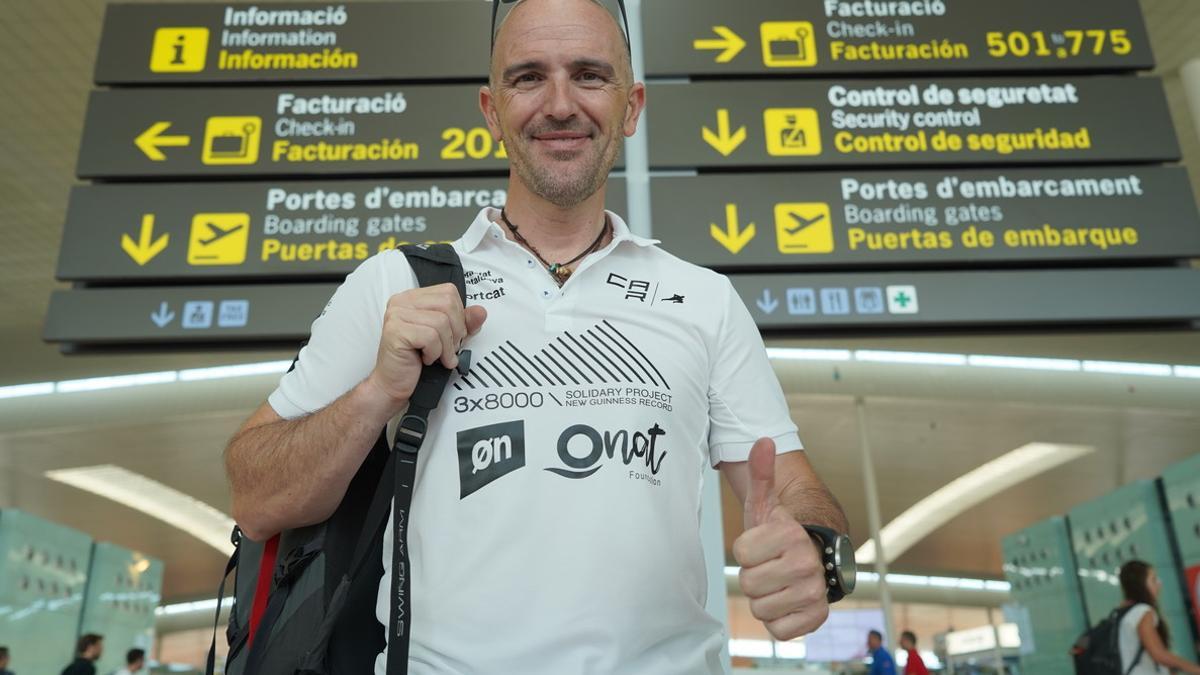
top-left (553, 265), bottom-right (571, 281)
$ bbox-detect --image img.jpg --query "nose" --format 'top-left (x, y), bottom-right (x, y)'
top-left (542, 73), bottom-right (578, 121)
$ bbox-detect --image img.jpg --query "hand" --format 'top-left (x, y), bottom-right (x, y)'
top-left (732, 437), bottom-right (830, 640)
top-left (366, 283), bottom-right (487, 409)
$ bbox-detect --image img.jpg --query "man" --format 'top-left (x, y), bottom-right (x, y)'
top-left (60, 634), bottom-right (102, 675)
top-left (114, 649), bottom-right (145, 675)
top-left (224, 0), bottom-right (848, 672)
top-left (868, 630), bottom-right (897, 675)
top-left (0, 646), bottom-right (13, 675)
top-left (901, 630), bottom-right (929, 675)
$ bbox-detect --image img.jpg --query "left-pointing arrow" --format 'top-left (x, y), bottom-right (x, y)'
top-left (135, 121), bottom-right (191, 161)
top-left (120, 214), bottom-right (169, 266)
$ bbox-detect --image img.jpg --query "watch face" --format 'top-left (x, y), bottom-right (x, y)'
top-left (836, 535), bottom-right (857, 593)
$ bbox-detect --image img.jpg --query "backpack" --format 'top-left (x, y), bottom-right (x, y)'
top-left (1071, 604), bottom-right (1146, 675)
top-left (205, 243), bottom-right (467, 675)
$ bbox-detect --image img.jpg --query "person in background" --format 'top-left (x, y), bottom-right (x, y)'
top-left (114, 649), bottom-right (145, 675)
top-left (60, 634), bottom-right (103, 675)
top-left (0, 646), bottom-right (13, 675)
top-left (1118, 560), bottom-right (1200, 675)
top-left (868, 629), bottom-right (897, 675)
top-left (900, 630), bottom-right (929, 675)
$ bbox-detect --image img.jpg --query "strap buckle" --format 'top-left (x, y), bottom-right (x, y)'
top-left (394, 414), bottom-right (427, 454)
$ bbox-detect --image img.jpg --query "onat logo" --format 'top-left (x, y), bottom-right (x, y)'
top-left (457, 421), bottom-right (526, 499)
top-left (545, 423), bottom-right (667, 483)
top-left (149, 27), bottom-right (209, 73)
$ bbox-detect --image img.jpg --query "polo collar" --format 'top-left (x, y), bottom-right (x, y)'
top-left (460, 207), bottom-right (659, 253)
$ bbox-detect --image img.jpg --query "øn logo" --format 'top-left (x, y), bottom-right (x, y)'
top-left (456, 421), bottom-right (526, 499)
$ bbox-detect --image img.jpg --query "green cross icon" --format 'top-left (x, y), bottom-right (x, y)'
top-left (893, 291), bottom-right (912, 308)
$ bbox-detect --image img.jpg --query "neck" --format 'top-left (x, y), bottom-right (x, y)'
top-left (499, 178), bottom-right (611, 261)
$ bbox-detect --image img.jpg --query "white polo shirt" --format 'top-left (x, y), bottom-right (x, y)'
top-left (269, 207), bottom-right (802, 675)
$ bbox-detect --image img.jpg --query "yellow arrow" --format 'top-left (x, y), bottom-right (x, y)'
top-left (693, 26), bottom-right (746, 63)
top-left (135, 122), bottom-right (191, 161)
top-left (120, 214), bottom-right (169, 266)
top-left (710, 204), bottom-right (755, 254)
top-left (701, 109), bottom-right (747, 156)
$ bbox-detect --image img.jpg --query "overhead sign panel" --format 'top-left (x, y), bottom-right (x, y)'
top-left (56, 179), bottom-right (625, 282)
top-left (643, 0), bottom-right (1153, 76)
top-left (651, 167), bottom-right (1200, 268)
top-left (43, 284), bottom-right (335, 345)
top-left (647, 76), bottom-right (1178, 169)
top-left (76, 85), bottom-right (524, 178)
top-left (44, 268), bottom-right (1200, 346)
top-left (94, 2), bottom-right (493, 84)
top-left (733, 268), bottom-right (1200, 329)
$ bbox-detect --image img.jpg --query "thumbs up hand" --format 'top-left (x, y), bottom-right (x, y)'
top-left (732, 438), bottom-right (830, 640)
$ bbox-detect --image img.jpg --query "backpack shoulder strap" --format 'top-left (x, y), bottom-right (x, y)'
top-left (389, 244), bottom-right (466, 675)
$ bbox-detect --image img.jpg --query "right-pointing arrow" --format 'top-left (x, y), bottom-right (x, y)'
top-left (693, 26), bottom-right (746, 63)
top-left (756, 289), bottom-right (779, 315)
top-left (150, 302), bottom-right (175, 328)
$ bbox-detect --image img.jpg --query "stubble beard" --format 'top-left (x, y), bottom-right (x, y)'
top-left (505, 127), bottom-right (622, 208)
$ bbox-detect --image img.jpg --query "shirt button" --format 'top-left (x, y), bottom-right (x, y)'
top-left (526, 259), bottom-right (536, 269)
top-left (492, 232), bottom-right (500, 239)
top-left (541, 289), bottom-right (553, 300)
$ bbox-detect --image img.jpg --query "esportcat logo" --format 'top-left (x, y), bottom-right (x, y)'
top-left (545, 422), bottom-right (668, 486)
top-left (457, 421), bottom-right (525, 499)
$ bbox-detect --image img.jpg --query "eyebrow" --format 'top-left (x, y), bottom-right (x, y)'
top-left (502, 58), bottom-right (617, 81)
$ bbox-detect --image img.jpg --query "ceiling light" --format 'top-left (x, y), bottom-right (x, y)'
top-left (0, 382), bottom-right (55, 399)
top-left (855, 350), bottom-right (967, 366)
top-left (856, 442), bottom-right (1095, 565)
top-left (766, 348), bottom-right (852, 361)
top-left (966, 355), bottom-right (1081, 371)
top-left (1082, 360), bottom-right (1173, 377)
top-left (1173, 365), bottom-right (1200, 379)
top-left (45, 465), bottom-right (235, 556)
top-left (729, 639), bottom-right (774, 658)
top-left (56, 371), bottom-right (177, 393)
top-left (178, 361), bottom-right (292, 381)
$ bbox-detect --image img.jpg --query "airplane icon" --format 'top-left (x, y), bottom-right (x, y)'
top-left (188, 213), bottom-right (250, 265)
top-left (774, 202), bottom-right (833, 254)
top-left (663, 294), bottom-right (685, 304)
top-left (199, 221), bottom-right (245, 245)
top-left (782, 210), bottom-right (826, 235)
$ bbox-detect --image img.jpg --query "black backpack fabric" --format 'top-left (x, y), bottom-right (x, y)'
top-left (206, 243), bottom-right (466, 675)
top-left (1072, 604), bottom-right (1146, 675)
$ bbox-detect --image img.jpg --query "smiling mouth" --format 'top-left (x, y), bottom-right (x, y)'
top-left (532, 133), bottom-right (592, 152)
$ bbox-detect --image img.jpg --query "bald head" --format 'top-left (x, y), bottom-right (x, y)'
top-left (490, 0), bottom-right (632, 87)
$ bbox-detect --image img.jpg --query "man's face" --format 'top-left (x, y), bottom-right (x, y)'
top-left (868, 634), bottom-right (881, 650)
top-left (131, 658), bottom-right (144, 672)
top-left (89, 641), bottom-right (103, 660)
top-left (900, 636), bottom-right (913, 650)
top-left (481, 0), bottom-right (645, 208)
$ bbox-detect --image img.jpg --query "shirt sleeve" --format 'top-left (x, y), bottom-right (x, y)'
top-left (268, 251), bottom-right (414, 419)
top-left (706, 276), bottom-right (802, 465)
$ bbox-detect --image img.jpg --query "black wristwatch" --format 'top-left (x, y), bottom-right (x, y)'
top-left (803, 525), bottom-right (856, 604)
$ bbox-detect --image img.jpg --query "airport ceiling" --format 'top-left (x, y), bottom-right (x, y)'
top-left (1, 0), bottom-right (1199, 603)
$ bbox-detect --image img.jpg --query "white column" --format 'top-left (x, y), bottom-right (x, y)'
top-left (856, 398), bottom-right (897, 649)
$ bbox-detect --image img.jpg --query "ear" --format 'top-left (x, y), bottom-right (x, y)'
top-left (623, 82), bottom-right (646, 138)
top-left (479, 85), bottom-right (503, 142)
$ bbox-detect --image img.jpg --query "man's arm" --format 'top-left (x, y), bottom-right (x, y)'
top-left (720, 446), bottom-right (847, 533)
top-left (720, 438), bottom-right (848, 641)
top-left (225, 282), bottom-right (485, 541)
top-left (225, 379), bottom-right (400, 541)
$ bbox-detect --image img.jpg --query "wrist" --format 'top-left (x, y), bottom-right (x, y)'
top-left (356, 374), bottom-right (409, 425)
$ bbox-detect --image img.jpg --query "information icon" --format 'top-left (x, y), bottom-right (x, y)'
top-left (150, 27), bottom-right (209, 73)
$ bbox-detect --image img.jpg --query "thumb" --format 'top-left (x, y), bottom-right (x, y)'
top-left (743, 437), bottom-right (779, 530)
top-left (465, 305), bottom-right (488, 336)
